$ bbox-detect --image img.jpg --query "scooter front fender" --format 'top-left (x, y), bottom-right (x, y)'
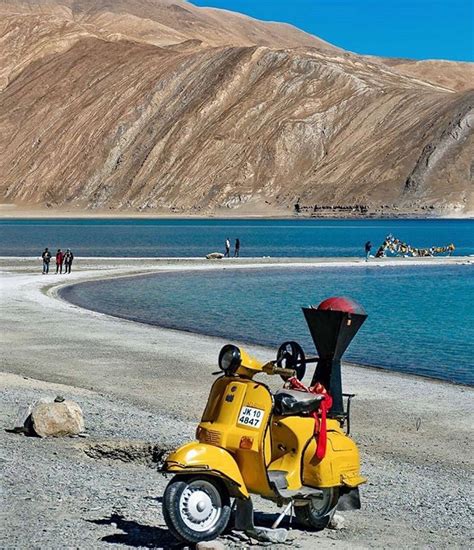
top-left (163, 442), bottom-right (249, 499)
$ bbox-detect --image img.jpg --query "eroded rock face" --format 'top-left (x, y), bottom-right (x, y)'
top-left (0, 0), bottom-right (472, 216)
top-left (31, 400), bottom-right (85, 438)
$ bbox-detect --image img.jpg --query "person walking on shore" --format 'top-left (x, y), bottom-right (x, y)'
top-left (41, 247), bottom-right (51, 274)
top-left (234, 238), bottom-right (240, 257)
top-left (63, 248), bottom-right (74, 274)
top-left (365, 241), bottom-right (372, 261)
top-left (55, 249), bottom-right (64, 274)
top-left (224, 238), bottom-right (231, 257)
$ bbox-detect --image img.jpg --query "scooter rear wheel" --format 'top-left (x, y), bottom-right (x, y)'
top-left (295, 487), bottom-right (339, 530)
top-left (163, 475), bottom-right (231, 543)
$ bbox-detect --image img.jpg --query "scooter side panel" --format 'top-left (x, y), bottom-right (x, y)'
top-left (303, 421), bottom-right (366, 489)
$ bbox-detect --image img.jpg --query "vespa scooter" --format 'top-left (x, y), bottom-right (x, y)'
top-left (162, 297), bottom-right (367, 543)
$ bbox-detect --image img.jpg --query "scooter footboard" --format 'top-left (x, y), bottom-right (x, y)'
top-left (163, 441), bottom-right (249, 498)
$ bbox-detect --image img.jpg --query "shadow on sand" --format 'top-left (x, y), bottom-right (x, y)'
top-left (87, 509), bottom-right (306, 548)
top-left (87, 513), bottom-right (183, 549)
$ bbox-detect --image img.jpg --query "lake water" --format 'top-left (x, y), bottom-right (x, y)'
top-left (60, 265), bottom-right (474, 385)
top-left (1, 218), bottom-right (473, 257)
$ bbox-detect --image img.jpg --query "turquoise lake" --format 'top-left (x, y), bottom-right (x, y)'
top-left (61, 265), bottom-right (474, 385)
top-left (3, 217), bottom-right (472, 384)
top-left (0, 218), bottom-right (473, 257)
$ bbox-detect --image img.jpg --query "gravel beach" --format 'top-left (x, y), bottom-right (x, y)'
top-left (1, 257), bottom-right (473, 549)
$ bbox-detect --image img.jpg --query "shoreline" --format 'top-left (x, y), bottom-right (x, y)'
top-left (56, 293), bottom-right (474, 388)
top-left (2, 256), bottom-right (472, 391)
top-left (1, 207), bottom-right (473, 220)
top-left (1, 257), bottom-right (473, 548)
top-left (2, 255), bottom-right (472, 266)
top-left (56, 269), bottom-right (472, 389)
top-left (3, 257), bottom-right (473, 388)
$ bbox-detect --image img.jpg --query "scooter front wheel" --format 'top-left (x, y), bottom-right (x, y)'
top-left (295, 487), bottom-right (339, 530)
top-left (163, 475), bottom-right (231, 543)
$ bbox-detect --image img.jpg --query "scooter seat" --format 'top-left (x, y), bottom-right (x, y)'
top-left (273, 389), bottom-right (324, 416)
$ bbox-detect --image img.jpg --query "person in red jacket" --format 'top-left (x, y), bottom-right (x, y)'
top-left (55, 249), bottom-right (64, 274)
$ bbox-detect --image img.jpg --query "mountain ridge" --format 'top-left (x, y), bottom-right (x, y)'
top-left (0, 0), bottom-right (472, 216)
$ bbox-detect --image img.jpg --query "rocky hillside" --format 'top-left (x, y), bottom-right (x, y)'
top-left (0, 0), bottom-right (473, 216)
top-left (379, 58), bottom-right (474, 93)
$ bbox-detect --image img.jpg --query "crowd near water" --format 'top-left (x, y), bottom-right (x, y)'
top-left (41, 247), bottom-right (74, 274)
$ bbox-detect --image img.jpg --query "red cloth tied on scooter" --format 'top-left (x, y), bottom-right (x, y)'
top-left (288, 377), bottom-right (333, 460)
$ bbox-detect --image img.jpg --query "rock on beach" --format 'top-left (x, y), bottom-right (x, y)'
top-left (30, 400), bottom-right (85, 437)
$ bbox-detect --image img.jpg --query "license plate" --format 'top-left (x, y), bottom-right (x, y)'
top-left (237, 406), bottom-right (264, 428)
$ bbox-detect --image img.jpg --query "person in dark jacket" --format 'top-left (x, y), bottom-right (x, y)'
top-left (63, 249), bottom-right (74, 274)
top-left (234, 238), bottom-right (240, 257)
top-left (364, 241), bottom-right (372, 261)
top-left (55, 249), bottom-right (64, 274)
top-left (41, 248), bottom-right (51, 274)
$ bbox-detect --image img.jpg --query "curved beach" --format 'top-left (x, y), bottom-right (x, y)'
top-left (1, 257), bottom-right (473, 549)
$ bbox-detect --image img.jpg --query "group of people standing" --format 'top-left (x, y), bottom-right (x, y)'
top-left (41, 247), bottom-right (74, 274)
top-left (224, 238), bottom-right (240, 257)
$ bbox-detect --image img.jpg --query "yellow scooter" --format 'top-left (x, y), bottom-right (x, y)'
top-left (162, 297), bottom-right (367, 543)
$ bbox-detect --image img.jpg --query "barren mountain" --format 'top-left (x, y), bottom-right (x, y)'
top-left (380, 58), bottom-right (474, 93)
top-left (0, 0), bottom-right (472, 216)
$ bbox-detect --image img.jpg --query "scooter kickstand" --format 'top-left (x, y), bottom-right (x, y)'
top-left (235, 498), bottom-right (288, 543)
top-left (271, 501), bottom-right (293, 529)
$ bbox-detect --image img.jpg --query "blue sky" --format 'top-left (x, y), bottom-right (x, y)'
top-left (192, 0), bottom-right (474, 61)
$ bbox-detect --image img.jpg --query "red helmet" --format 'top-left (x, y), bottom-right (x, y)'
top-left (315, 296), bottom-right (366, 315)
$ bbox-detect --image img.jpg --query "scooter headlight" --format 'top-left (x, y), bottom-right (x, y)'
top-left (218, 344), bottom-right (241, 374)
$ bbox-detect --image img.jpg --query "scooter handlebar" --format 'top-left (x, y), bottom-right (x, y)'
top-left (272, 366), bottom-right (296, 378)
top-left (261, 362), bottom-right (295, 377)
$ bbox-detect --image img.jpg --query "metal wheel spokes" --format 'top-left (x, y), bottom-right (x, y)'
top-left (178, 480), bottom-right (223, 532)
top-left (310, 489), bottom-right (333, 514)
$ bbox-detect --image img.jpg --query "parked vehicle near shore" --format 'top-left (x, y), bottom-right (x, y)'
top-left (162, 297), bottom-right (367, 543)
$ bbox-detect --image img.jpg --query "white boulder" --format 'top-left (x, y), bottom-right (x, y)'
top-left (30, 399), bottom-right (85, 437)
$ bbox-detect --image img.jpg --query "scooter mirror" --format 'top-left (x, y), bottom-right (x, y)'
top-left (276, 341), bottom-right (306, 381)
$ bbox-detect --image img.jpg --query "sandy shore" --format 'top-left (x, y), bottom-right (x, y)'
top-left (1, 204), bottom-right (473, 219)
top-left (1, 257), bottom-right (473, 549)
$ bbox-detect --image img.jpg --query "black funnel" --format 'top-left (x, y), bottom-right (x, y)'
top-left (302, 297), bottom-right (367, 416)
